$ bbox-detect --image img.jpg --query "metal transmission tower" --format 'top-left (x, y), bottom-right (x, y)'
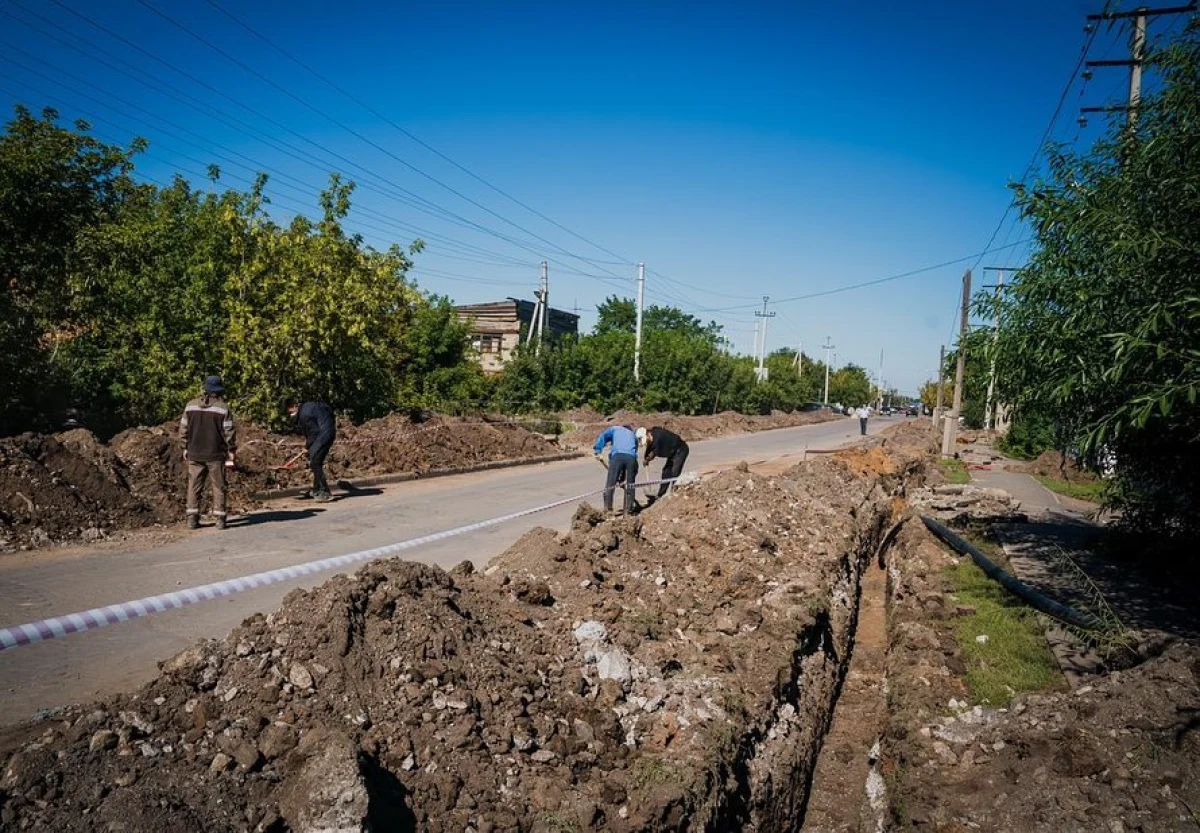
top-left (754, 296), bottom-right (776, 383)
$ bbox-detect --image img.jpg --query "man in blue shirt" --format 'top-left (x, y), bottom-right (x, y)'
top-left (593, 424), bottom-right (639, 514)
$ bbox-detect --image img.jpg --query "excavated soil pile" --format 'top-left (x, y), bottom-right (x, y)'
top-left (879, 520), bottom-right (1200, 831)
top-left (1017, 449), bottom-right (1100, 483)
top-left (0, 416), bottom-right (561, 552)
top-left (0, 428), bottom-right (934, 832)
top-left (558, 408), bottom-right (841, 448)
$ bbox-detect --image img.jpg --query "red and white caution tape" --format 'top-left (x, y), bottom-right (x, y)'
top-left (0, 475), bottom-right (682, 652)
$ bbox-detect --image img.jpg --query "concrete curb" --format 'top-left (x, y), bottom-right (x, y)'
top-left (250, 451), bottom-right (586, 501)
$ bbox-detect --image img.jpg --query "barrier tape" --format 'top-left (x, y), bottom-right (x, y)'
top-left (0, 475), bottom-right (682, 652)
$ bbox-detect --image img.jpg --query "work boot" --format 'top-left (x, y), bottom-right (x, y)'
top-left (215, 516), bottom-right (227, 530)
top-left (187, 515), bottom-right (199, 530)
top-left (314, 491), bottom-right (332, 503)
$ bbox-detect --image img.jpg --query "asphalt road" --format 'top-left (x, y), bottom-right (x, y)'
top-left (0, 415), bottom-right (901, 725)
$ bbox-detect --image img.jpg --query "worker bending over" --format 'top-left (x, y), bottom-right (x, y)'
top-left (286, 398), bottom-right (337, 502)
top-left (639, 425), bottom-right (689, 505)
top-left (593, 424), bottom-right (639, 514)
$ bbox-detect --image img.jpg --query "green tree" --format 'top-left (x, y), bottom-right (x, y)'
top-left (0, 107), bottom-right (142, 433)
top-left (993, 22), bottom-right (1200, 539)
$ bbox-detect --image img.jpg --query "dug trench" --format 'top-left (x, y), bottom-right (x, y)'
top-left (0, 423), bottom-right (933, 832)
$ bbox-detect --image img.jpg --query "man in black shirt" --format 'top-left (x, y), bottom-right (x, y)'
top-left (286, 399), bottom-right (337, 502)
top-left (640, 425), bottom-right (689, 504)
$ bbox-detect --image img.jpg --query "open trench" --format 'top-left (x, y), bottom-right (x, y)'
top-left (0, 432), bottom-right (933, 833)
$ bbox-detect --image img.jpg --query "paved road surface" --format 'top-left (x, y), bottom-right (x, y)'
top-left (0, 415), bottom-right (902, 725)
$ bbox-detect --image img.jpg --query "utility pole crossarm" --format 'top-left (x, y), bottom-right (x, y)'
top-left (1087, 3), bottom-right (1195, 20)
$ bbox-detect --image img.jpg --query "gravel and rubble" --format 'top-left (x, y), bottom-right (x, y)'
top-left (879, 517), bottom-right (1200, 831)
top-left (909, 483), bottom-right (1026, 525)
top-left (0, 424), bottom-right (934, 832)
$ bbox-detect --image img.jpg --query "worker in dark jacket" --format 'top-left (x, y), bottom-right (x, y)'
top-left (640, 425), bottom-right (689, 504)
top-left (286, 398), bottom-right (337, 502)
top-left (180, 375), bottom-right (237, 530)
top-left (593, 424), bottom-right (639, 514)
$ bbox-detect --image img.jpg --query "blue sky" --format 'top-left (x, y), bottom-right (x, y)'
top-left (0, 0), bottom-right (1169, 393)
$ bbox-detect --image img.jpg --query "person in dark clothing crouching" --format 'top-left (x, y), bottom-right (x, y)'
top-left (640, 425), bottom-right (689, 505)
top-left (286, 399), bottom-right (337, 502)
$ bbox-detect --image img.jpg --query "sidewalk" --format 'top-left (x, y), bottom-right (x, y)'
top-left (965, 444), bottom-right (1198, 680)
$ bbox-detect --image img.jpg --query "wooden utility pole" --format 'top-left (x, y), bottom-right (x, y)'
top-left (942, 270), bottom-right (971, 457)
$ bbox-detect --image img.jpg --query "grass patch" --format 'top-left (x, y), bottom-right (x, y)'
top-left (1034, 475), bottom-right (1106, 503)
top-left (937, 458), bottom-right (970, 485)
top-left (944, 559), bottom-right (1063, 706)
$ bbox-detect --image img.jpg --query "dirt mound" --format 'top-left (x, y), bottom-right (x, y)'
top-left (0, 428), bottom-right (934, 831)
top-left (0, 415), bottom-right (562, 552)
top-left (0, 431), bottom-right (166, 550)
top-left (1018, 449), bottom-right (1099, 483)
top-left (559, 408), bottom-right (840, 448)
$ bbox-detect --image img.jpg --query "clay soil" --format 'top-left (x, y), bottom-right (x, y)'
top-left (0, 425), bottom-right (934, 833)
top-left (0, 415), bottom-right (561, 553)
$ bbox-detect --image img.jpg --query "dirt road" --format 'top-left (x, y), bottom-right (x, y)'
top-left (0, 415), bottom-right (903, 725)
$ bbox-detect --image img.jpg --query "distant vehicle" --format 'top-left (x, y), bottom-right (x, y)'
top-left (905, 405), bottom-right (919, 417)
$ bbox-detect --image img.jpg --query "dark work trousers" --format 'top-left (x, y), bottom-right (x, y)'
top-left (604, 453), bottom-right (638, 513)
top-left (656, 444), bottom-right (690, 498)
top-left (186, 460), bottom-right (227, 518)
top-left (859, 417), bottom-right (868, 436)
top-left (308, 435), bottom-right (334, 495)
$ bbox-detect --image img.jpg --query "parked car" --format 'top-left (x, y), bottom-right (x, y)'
top-left (905, 405), bottom-right (919, 416)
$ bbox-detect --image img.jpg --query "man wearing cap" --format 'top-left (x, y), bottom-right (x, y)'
top-left (641, 425), bottom-right (689, 505)
top-left (180, 375), bottom-right (237, 530)
top-left (593, 423), bottom-right (639, 514)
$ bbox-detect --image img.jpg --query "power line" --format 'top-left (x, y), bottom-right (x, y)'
top-left (969, 20), bottom-right (1102, 275)
top-left (28, 0), bottom-right (624, 273)
top-left (200, 0), bottom-right (639, 271)
top-left (130, 0), bottom-right (637, 281)
top-left (684, 239), bottom-right (1030, 313)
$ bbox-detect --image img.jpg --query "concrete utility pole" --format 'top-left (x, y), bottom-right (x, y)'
top-left (1081, 4), bottom-right (1193, 129)
top-left (754, 296), bottom-right (775, 382)
top-left (532, 260), bottom-right (549, 357)
top-left (982, 267), bottom-right (1009, 431)
top-left (942, 270), bottom-right (972, 457)
top-left (793, 340), bottom-right (803, 378)
top-left (934, 344), bottom-right (946, 427)
top-left (876, 348), bottom-right (885, 411)
top-left (633, 262), bottom-right (645, 381)
top-left (822, 337), bottom-right (835, 405)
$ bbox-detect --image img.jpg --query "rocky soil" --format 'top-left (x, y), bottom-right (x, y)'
top-left (877, 515), bottom-right (1200, 832)
top-left (0, 424), bottom-right (934, 832)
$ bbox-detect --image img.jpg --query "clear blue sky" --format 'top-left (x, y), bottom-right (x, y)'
top-left (0, 0), bottom-right (1167, 393)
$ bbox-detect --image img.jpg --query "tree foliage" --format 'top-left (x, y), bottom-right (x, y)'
top-left (992, 22), bottom-right (1200, 539)
top-left (0, 108), bottom-right (481, 435)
